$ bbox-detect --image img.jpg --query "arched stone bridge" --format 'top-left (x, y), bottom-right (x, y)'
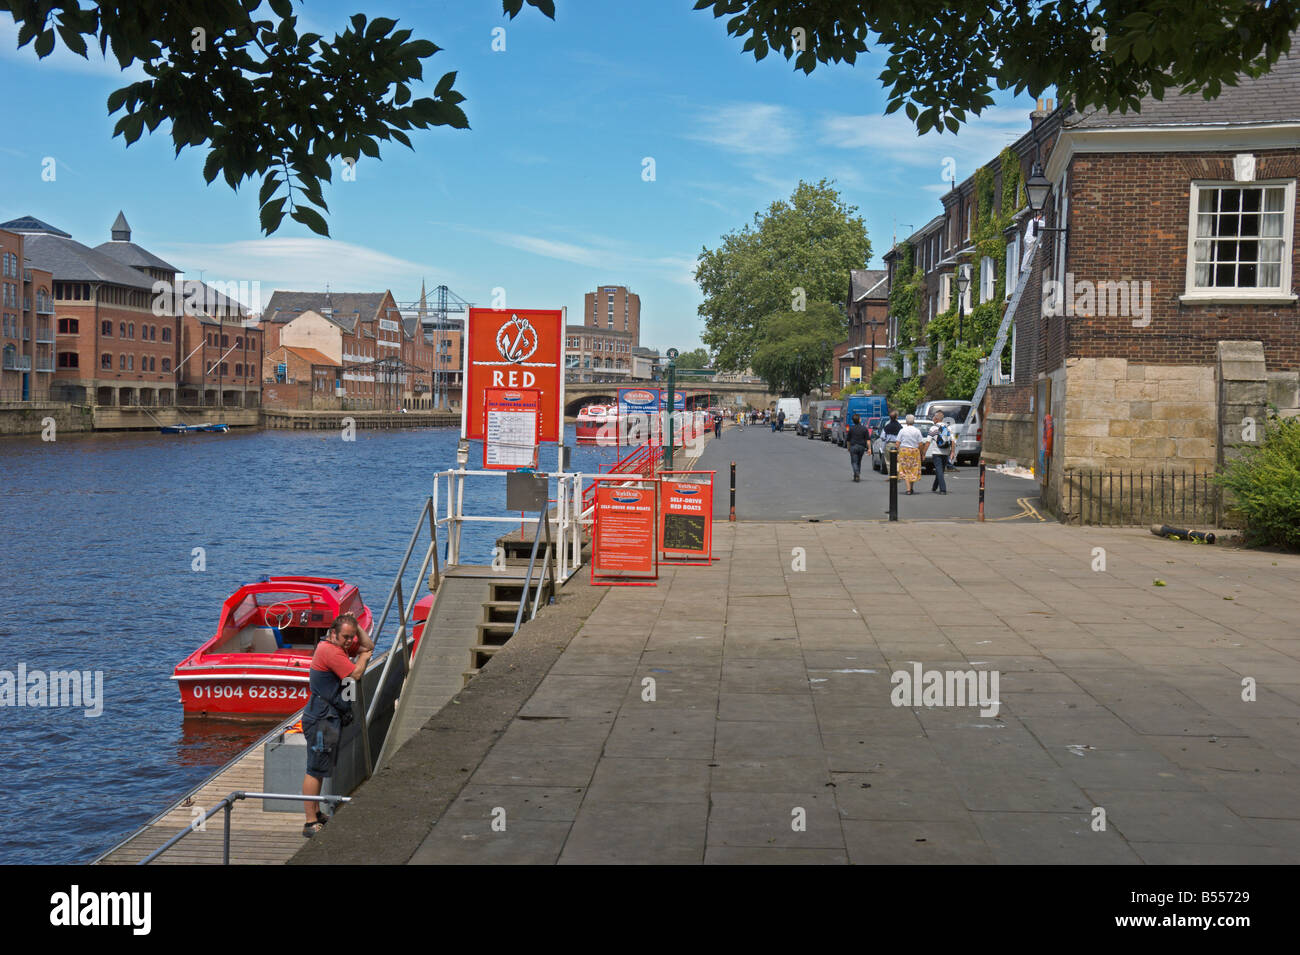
top-left (563, 379), bottom-right (777, 416)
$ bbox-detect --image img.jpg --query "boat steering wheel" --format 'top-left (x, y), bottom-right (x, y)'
top-left (265, 603), bottom-right (293, 630)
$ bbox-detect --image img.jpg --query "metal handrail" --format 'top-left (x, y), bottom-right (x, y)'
top-left (513, 511), bottom-right (558, 636)
top-left (362, 496), bottom-right (441, 742)
top-left (138, 791), bottom-right (351, 865)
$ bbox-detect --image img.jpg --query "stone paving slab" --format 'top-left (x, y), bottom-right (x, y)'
top-left (398, 521), bottom-right (1300, 864)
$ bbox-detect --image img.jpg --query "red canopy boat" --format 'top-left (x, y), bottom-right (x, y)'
top-left (172, 576), bottom-right (375, 718)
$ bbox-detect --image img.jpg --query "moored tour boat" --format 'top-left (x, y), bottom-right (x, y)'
top-left (173, 576), bottom-right (378, 718)
top-left (575, 403), bottom-right (617, 443)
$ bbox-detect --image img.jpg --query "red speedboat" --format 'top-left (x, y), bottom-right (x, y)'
top-left (172, 576), bottom-right (375, 718)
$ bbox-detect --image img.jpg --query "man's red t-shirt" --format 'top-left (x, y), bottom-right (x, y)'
top-left (311, 641), bottom-right (354, 679)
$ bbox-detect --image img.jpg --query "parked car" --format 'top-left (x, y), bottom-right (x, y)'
top-left (817, 404), bottom-right (842, 440)
top-left (795, 413), bottom-right (810, 436)
top-left (915, 400), bottom-right (981, 465)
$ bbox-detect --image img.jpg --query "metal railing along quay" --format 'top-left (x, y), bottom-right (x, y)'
top-left (139, 792), bottom-right (351, 865)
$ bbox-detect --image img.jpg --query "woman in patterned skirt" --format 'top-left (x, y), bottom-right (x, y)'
top-left (896, 414), bottom-right (924, 494)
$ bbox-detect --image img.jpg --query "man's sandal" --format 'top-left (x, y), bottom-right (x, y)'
top-left (303, 820), bottom-right (326, 838)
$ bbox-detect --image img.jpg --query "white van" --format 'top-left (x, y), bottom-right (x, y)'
top-left (775, 397), bottom-right (802, 431)
top-left (915, 399), bottom-right (981, 464)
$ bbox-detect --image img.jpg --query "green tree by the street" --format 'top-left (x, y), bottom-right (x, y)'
top-left (0, 0), bottom-right (555, 237)
top-left (672, 347), bottom-right (710, 370)
top-left (695, 179), bottom-right (869, 373)
top-left (749, 301), bottom-right (844, 398)
top-left (693, 1), bottom-right (1298, 135)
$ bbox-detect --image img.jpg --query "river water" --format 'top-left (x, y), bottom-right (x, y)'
top-left (0, 424), bottom-right (623, 864)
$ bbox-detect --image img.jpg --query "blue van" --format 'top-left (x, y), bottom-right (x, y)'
top-left (841, 394), bottom-right (887, 435)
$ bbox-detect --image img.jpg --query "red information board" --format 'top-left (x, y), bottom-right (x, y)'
top-left (482, 388), bottom-right (540, 470)
top-left (660, 470), bottom-right (714, 564)
top-left (463, 308), bottom-right (563, 442)
top-left (591, 477), bottom-right (658, 586)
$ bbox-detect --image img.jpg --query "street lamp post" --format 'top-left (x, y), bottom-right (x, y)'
top-left (665, 348), bottom-right (678, 470)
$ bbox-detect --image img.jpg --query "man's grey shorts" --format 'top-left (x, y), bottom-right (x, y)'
top-left (304, 715), bottom-right (340, 780)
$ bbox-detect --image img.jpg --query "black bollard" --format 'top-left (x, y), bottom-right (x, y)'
top-left (978, 458), bottom-right (986, 522)
top-left (888, 446), bottom-right (898, 522)
top-left (729, 461), bottom-right (736, 522)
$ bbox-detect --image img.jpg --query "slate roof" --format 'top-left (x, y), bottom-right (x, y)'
top-left (186, 280), bottom-right (251, 320)
top-left (263, 291), bottom-right (388, 332)
top-left (849, 269), bottom-right (889, 303)
top-left (95, 239), bottom-right (179, 274)
top-left (1068, 40), bottom-right (1300, 129)
top-left (17, 233), bottom-right (157, 290)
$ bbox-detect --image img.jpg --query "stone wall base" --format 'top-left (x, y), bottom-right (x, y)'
top-left (983, 412), bottom-right (1035, 466)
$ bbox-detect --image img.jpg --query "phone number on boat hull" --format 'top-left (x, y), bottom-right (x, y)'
top-left (191, 684), bottom-right (308, 700)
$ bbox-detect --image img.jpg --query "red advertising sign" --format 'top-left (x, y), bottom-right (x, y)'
top-left (482, 388), bottom-right (540, 470)
top-left (591, 477), bottom-right (658, 585)
top-left (660, 470), bottom-right (714, 563)
top-left (464, 308), bottom-right (563, 442)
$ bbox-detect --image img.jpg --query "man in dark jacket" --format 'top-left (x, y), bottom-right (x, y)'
top-left (880, 411), bottom-right (902, 478)
top-left (846, 413), bottom-right (871, 481)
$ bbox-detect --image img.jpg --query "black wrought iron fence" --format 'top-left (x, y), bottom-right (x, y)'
top-left (1062, 468), bottom-right (1221, 527)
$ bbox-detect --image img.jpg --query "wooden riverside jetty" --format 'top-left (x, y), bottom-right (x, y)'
top-left (96, 549), bottom-right (570, 865)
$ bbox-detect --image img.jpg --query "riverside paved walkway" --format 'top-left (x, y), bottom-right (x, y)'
top-left (301, 520), bottom-right (1300, 865)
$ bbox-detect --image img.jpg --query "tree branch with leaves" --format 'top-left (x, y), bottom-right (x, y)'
top-left (0, 0), bottom-right (556, 235)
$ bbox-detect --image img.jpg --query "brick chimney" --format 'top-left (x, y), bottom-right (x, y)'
top-left (1030, 97), bottom-right (1056, 129)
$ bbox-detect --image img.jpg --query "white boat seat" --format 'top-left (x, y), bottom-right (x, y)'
top-left (233, 626), bottom-right (281, 652)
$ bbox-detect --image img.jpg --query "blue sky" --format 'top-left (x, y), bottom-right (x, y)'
top-left (0, 0), bottom-right (1039, 353)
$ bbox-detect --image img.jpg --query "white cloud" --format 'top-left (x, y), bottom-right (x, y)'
top-left (819, 105), bottom-right (1028, 174)
top-left (686, 103), bottom-right (799, 156)
top-left (440, 223), bottom-right (699, 287)
top-left (150, 238), bottom-right (447, 309)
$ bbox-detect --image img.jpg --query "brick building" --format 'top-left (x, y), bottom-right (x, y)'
top-left (0, 227), bottom-right (54, 402)
top-left (838, 269), bottom-right (889, 386)
top-left (0, 213), bottom-right (261, 408)
top-left (261, 290), bottom-right (461, 410)
top-left (261, 343), bottom-right (340, 410)
top-left (565, 326), bottom-right (635, 381)
top-left (263, 291), bottom-right (399, 409)
top-left (987, 50), bottom-right (1300, 518)
top-left (582, 285), bottom-right (640, 343)
top-left (178, 292), bottom-right (262, 408)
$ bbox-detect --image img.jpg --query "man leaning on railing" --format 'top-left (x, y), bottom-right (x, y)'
top-left (301, 614), bottom-right (372, 838)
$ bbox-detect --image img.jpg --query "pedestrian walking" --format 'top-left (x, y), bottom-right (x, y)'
top-left (927, 410), bottom-right (951, 494)
top-left (777, 409), bottom-right (786, 432)
top-left (880, 410), bottom-right (902, 480)
top-left (896, 414), bottom-right (923, 494)
top-left (714, 414), bottom-right (722, 439)
top-left (846, 413), bottom-right (870, 482)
